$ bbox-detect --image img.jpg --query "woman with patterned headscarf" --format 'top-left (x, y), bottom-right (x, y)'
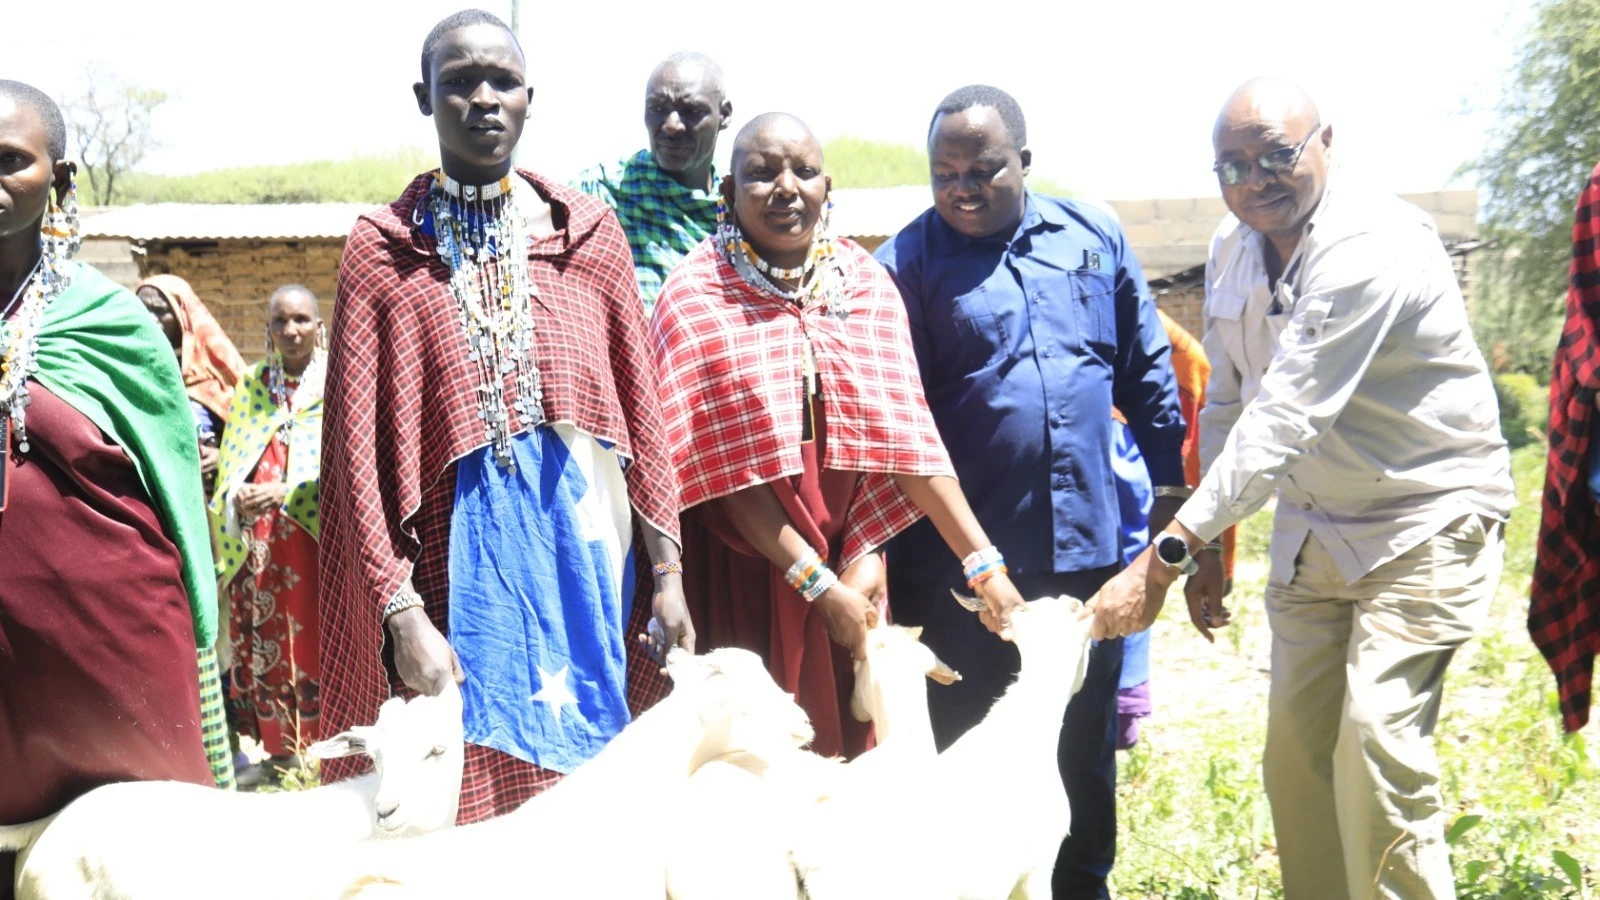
top-left (210, 285), bottom-right (327, 785)
top-left (135, 273), bottom-right (247, 499)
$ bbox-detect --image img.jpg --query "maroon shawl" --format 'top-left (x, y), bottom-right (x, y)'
top-left (318, 171), bottom-right (680, 800)
top-left (1532, 161), bottom-right (1600, 732)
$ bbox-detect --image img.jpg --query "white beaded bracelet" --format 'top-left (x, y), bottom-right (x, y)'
top-left (382, 589), bottom-right (425, 622)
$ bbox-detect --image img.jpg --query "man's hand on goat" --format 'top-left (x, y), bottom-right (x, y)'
top-left (816, 583), bottom-right (880, 660)
top-left (388, 607), bottom-right (465, 696)
top-left (975, 570), bottom-right (1026, 640)
top-left (1083, 544), bottom-right (1172, 641)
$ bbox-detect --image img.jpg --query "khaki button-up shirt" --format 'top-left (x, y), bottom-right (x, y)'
top-left (1176, 177), bottom-right (1515, 585)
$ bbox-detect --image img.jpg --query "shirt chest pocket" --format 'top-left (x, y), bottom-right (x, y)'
top-left (1066, 270), bottom-right (1117, 359)
top-left (940, 284), bottom-right (1009, 371)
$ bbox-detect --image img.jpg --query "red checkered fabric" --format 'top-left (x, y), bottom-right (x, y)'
top-left (317, 170), bottom-right (676, 822)
top-left (651, 238), bottom-right (953, 565)
top-left (1532, 161), bottom-right (1600, 733)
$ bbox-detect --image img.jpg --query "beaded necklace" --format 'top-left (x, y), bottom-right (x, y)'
top-left (264, 350), bottom-right (326, 441)
top-left (715, 199), bottom-right (849, 443)
top-left (1, 251), bottom-right (74, 455)
top-left (714, 205), bottom-right (847, 319)
top-left (426, 170), bottom-right (543, 472)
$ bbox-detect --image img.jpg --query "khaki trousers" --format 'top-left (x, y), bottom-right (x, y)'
top-left (1262, 515), bottom-right (1503, 900)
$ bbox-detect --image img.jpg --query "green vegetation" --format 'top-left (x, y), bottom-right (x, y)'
top-left (104, 149), bottom-right (436, 205)
top-left (1113, 443), bottom-right (1597, 897)
top-left (99, 139), bottom-right (1072, 204)
top-left (1473, 0), bottom-right (1600, 378)
top-left (1495, 372), bottom-right (1552, 448)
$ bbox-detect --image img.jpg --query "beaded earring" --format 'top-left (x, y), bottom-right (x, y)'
top-left (316, 322), bottom-right (328, 350)
top-left (42, 169), bottom-right (81, 263)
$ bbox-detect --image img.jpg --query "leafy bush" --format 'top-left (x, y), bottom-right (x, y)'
top-left (1495, 371), bottom-right (1551, 447)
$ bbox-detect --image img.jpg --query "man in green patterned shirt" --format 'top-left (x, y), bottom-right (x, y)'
top-left (573, 52), bottom-right (732, 314)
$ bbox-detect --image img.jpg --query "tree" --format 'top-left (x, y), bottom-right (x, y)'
top-left (1475, 0), bottom-right (1600, 375)
top-left (66, 67), bottom-right (168, 206)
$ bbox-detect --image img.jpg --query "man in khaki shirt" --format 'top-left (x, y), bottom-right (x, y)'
top-left (1088, 78), bottom-right (1513, 899)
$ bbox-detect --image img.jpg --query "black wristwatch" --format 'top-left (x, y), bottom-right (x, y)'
top-left (1154, 533), bottom-right (1198, 576)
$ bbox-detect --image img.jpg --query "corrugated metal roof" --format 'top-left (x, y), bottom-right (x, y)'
top-left (82, 203), bottom-right (376, 241)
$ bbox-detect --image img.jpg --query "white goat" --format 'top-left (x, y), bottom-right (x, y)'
top-left (299, 646), bottom-right (814, 900)
top-left (1, 682), bottom-right (465, 900)
top-left (790, 594), bottom-right (1095, 900)
top-left (665, 624), bottom-right (960, 900)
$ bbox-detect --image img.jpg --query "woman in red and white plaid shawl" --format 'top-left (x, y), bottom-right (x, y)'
top-left (1532, 160), bottom-right (1600, 733)
top-left (650, 113), bottom-right (1025, 758)
top-left (318, 12), bottom-right (688, 823)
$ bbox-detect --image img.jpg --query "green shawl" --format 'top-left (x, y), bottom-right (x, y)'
top-left (209, 358), bottom-right (323, 588)
top-left (32, 262), bottom-right (218, 646)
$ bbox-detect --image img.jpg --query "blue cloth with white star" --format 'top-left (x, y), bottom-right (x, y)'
top-left (448, 426), bottom-right (636, 773)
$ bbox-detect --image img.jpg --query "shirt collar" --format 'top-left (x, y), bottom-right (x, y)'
top-left (636, 148), bottom-right (719, 201)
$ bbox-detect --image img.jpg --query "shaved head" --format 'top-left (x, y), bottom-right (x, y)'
top-left (0, 80), bottom-right (67, 162)
top-left (731, 112), bottom-right (820, 170)
top-left (1211, 77), bottom-right (1331, 254)
top-left (1214, 77), bottom-right (1321, 146)
top-left (650, 51), bottom-right (725, 104)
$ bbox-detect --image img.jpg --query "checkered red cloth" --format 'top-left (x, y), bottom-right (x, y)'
top-left (1532, 161), bottom-right (1600, 733)
top-left (651, 237), bottom-right (953, 565)
top-left (317, 170), bottom-right (676, 821)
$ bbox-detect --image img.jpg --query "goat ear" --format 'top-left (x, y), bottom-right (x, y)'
top-left (948, 589), bottom-right (986, 613)
top-left (306, 728), bottom-right (369, 760)
top-left (905, 625), bottom-right (923, 641)
top-left (927, 657), bottom-right (961, 686)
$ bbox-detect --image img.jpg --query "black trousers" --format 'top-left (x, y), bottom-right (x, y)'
top-left (888, 520), bottom-right (1122, 900)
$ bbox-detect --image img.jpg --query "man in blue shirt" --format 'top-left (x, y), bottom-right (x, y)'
top-left (876, 84), bottom-right (1186, 899)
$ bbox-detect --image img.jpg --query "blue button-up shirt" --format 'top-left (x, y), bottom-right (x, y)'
top-left (876, 193), bottom-right (1185, 574)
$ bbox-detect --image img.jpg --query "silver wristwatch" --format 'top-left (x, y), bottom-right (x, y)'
top-left (1154, 533), bottom-right (1198, 576)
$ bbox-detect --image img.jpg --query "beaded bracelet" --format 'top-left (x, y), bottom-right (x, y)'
top-left (801, 568), bottom-right (839, 602)
top-left (785, 549), bottom-right (836, 603)
top-left (652, 561), bottom-right (683, 577)
top-left (961, 545), bottom-right (1004, 573)
top-left (382, 588), bottom-right (425, 623)
top-left (967, 562), bottom-right (1009, 590)
top-left (1153, 485), bottom-right (1195, 499)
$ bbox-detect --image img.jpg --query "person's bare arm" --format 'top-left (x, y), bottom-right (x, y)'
top-left (717, 484), bottom-right (879, 657)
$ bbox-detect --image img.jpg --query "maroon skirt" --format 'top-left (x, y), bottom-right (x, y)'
top-left (0, 384), bottom-right (212, 898)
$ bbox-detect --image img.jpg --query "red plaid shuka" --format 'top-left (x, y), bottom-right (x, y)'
top-left (1533, 161), bottom-right (1600, 733)
top-left (650, 237), bottom-right (953, 565)
top-left (318, 170), bottom-right (679, 822)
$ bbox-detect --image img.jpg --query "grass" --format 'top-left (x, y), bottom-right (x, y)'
top-left (1112, 443), bottom-right (1599, 898)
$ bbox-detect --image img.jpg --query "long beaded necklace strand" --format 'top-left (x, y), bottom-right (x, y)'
top-left (2, 253), bottom-right (74, 456)
top-left (428, 171), bottom-right (543, 472)
top-left (264, 350), bottom-right (326, 442)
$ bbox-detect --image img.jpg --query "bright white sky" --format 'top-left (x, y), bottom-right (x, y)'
top-left (9, 0), bottom-right (1529, 202)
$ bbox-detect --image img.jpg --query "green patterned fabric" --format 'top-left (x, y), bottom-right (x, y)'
top-left (571, 149), bottom-right (719, 314)
top-left (209, 359), bottom-right (323, 588)
top-left (197, 647), bottom-right (236, 790)
top-left (34, 263), bottom-right (219, 646)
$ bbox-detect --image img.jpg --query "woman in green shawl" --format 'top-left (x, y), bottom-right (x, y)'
top-left (0, 80), bottom-right (220, 897)
top-left (210, 285), bottom-right (326, 781)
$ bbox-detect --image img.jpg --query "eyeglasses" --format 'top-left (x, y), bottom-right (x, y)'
top-left (1212, 122), bottom-right (1321, 186)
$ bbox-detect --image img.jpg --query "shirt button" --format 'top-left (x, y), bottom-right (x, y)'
top-left (1302, 502), bottom-right (1313, 510)
top-left (1051, 416), bottom-right (1064, 427)
top-left (1041, 348), bottom-right (1053, 358)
